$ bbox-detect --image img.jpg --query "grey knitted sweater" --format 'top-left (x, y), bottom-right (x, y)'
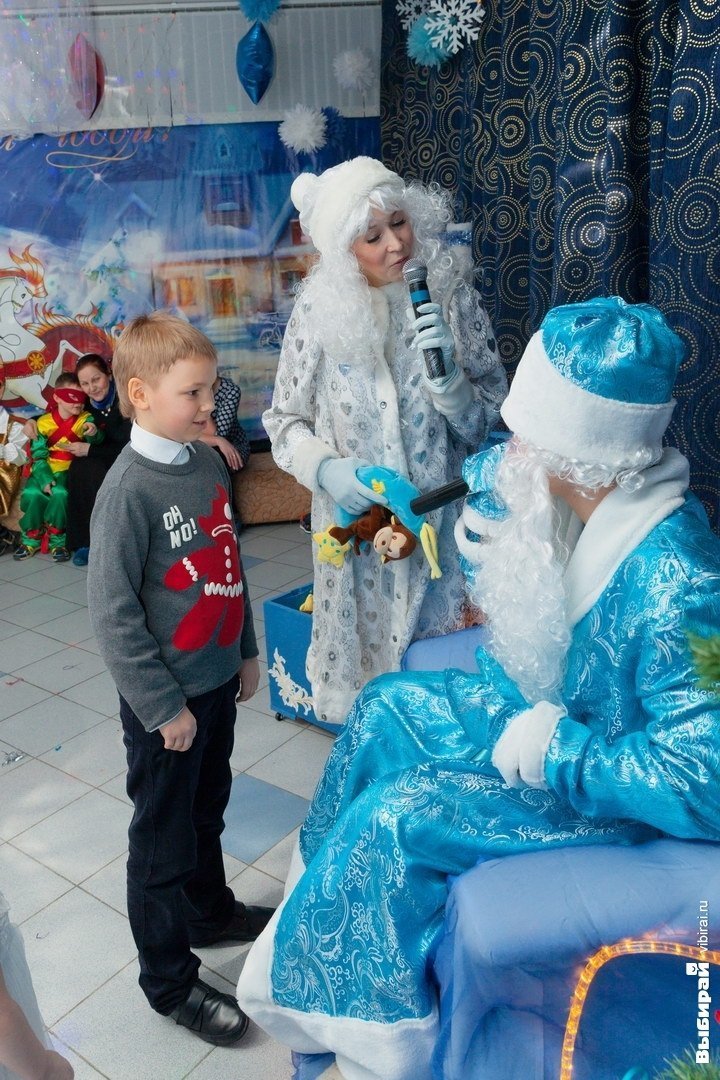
top-left (88, 443), bottom-right (257, 732)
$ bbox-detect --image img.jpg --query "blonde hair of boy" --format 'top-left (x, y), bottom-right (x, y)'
top-left (113, 312), bottom-right (217, 419)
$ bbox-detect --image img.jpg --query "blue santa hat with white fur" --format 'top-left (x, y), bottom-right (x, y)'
top-left (500, 296), bottom-right (686, 469)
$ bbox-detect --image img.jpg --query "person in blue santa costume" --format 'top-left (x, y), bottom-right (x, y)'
top-left (237, 297), bottom-right (720, 1080)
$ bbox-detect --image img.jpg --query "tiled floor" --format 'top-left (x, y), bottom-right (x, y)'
top-left (0, 522), bottom-right (334, 1080)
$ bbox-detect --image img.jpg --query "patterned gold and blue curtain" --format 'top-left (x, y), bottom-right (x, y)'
top-left (381, 0), bottom-right (720, 524)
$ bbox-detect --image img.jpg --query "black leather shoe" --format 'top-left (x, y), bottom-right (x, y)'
top-left (171, 978), bottom-right (249, 1046)
top-left (189, 900), bottom-right (276, 947)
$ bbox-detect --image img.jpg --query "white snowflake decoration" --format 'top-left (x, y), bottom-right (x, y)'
top-left (424, 0), bottom-right (485, 56)
top-left (278, 105), bottom-right (327, 154)
top-left (333, 49), bottom-right (376, 93)
top-left (396, 0), bottom-right (428, 31)
top-left (268, 648), bottom-right (314, 715)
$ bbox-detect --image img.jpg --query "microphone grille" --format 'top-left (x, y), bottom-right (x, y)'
top-left (402, 259), bottom-right (428, 286)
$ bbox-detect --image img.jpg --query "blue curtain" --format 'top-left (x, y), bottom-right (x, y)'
top-left (381, 0), bottom-right (720, 525)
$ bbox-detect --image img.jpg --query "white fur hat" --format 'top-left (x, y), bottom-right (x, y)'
top-left (501, 296), bottom-right (684, 469)
top-left (290, 156), bottom-right (402, 257)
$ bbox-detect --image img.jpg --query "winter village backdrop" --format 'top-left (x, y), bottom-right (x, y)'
top-left (0, 0), bottom-right (383, 442)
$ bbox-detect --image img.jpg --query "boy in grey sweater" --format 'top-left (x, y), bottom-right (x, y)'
top-left (88, 313), bottom-right (273, 1047)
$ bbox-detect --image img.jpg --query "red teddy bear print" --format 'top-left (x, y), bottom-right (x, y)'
top-left (164, 483), bottom-right (244, 650)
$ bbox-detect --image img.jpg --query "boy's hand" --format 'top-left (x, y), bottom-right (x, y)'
top-left (22, 418), bottom-right (39, 440)
top-left (159, 706), bottom-right (197, 751)
top-left (43, 482), bottom-right (54, 494)
top-left (236, 657), bottom-right (260, 702)
top-left (82, 422), bottom-right (97, 437)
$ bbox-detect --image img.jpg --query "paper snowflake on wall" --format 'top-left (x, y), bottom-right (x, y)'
top-left (396, 0), bottom-right (428, 31)
top-left (278, 105), bottom-right (327, 154)
top-left (424, 0), bottom-right (486, 55)
top-left (407, 15), bottom-right (452, 67)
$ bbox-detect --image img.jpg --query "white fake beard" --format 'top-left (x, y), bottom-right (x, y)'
top-left (468, 450), bottom-right (572, 705)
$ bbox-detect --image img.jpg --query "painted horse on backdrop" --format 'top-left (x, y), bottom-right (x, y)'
top-left (0, 245), bottom-right (116, 409)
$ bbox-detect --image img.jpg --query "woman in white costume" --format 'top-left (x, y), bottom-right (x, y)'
top-left (263, 156), bottom-right (507, 725)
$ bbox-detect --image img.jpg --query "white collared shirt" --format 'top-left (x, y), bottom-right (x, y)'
top-left (130, 422), bottom-right (194, 465)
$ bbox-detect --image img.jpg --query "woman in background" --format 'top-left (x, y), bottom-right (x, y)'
top-left (263, 156), bottom-right (507, 725)
top-left (65, 354), bottom-right (131, 565)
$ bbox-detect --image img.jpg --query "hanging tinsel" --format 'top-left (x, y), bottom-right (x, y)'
top-left (279, 105), bottom-right (327, 155)
top-left (238, 0), bottom-right (281, 20)
top-left (333, 49), bottom-right (376, 93)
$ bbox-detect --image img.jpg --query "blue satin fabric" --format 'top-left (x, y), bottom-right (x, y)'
top-left (540, 297), bottom-right (685, 404)
top-left (270, 498), bottom-right (720, 1031)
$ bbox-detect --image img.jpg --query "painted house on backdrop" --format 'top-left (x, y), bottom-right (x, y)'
top-left (151, 127), bottom-right (316, 440)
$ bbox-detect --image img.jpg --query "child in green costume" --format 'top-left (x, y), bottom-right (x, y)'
top-left (15, 372), bottom-right (103, 562)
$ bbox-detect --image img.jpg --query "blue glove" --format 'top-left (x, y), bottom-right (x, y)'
top-left (411, 302), bottom-right (456, 375)
top-left (317, 457), bottom-right (382, 515)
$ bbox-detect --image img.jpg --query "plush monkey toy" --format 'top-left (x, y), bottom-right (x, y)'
top-left (328, 504), bottom-right (418, 561)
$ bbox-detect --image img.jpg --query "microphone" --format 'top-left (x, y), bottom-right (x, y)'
top-left (409, 477), bottom-right (469, 516)
top-left (403, 258), bottom-right (446, 380)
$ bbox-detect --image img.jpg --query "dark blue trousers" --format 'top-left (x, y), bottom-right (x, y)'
top-left (120, 674), bottom-right (239, 1013)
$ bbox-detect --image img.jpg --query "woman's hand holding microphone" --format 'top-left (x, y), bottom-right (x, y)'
top-left (411, 303), bottom-right (473, 417)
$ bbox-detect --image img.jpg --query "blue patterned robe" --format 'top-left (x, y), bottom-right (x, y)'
top-left (238, 480), bottom-right (720, 1080)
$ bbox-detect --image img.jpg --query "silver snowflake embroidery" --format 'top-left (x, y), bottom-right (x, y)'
top-left (268, 648), bottom-right (314, 715)
top-left (424, 0), bottom-right (485, 55)
top-left (396, 0), bottom-right (428, 30)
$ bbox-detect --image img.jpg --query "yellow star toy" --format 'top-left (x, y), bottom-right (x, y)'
top-left (313, 526), bottom-right (351, 568)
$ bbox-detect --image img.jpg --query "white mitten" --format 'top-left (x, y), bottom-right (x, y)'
top-left (491, 702), bottom-right (565, 789)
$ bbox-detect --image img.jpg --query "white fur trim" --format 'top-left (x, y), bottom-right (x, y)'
top-left (453, 513), bottom-right (483, 563)
top-left (237, 912), bottom-right (437, 1080)
top-left (291, 437), bottom-right (340, 492)
top-left (501, 332), bottom-right (676, 468)
top-left (292, 158), bottom-right (400, 257)
top-left (491, 702), bottom-right (565, 789)
top-left (564, 447), bottom-right (689, 626)
top-left (423, 364), bottom-right (474, 417)
top-left (284, 837), bottom-right (307, 897)
top-left (370, 287), bottom-right (391, 346)
top-left (453, 508), bottom-right (503, 569)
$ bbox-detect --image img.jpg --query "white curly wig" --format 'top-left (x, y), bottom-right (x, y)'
top-left (463, 441), bottom-right (648, 705)
top-left (292, 162), bottom-right (469, 365)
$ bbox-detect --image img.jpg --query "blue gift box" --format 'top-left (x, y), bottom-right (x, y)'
top-left (263, 584), bottom-right (340, 735)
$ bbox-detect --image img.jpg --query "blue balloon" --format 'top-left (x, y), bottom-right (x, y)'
top-left (236, 21), bottom-right (275, 104)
